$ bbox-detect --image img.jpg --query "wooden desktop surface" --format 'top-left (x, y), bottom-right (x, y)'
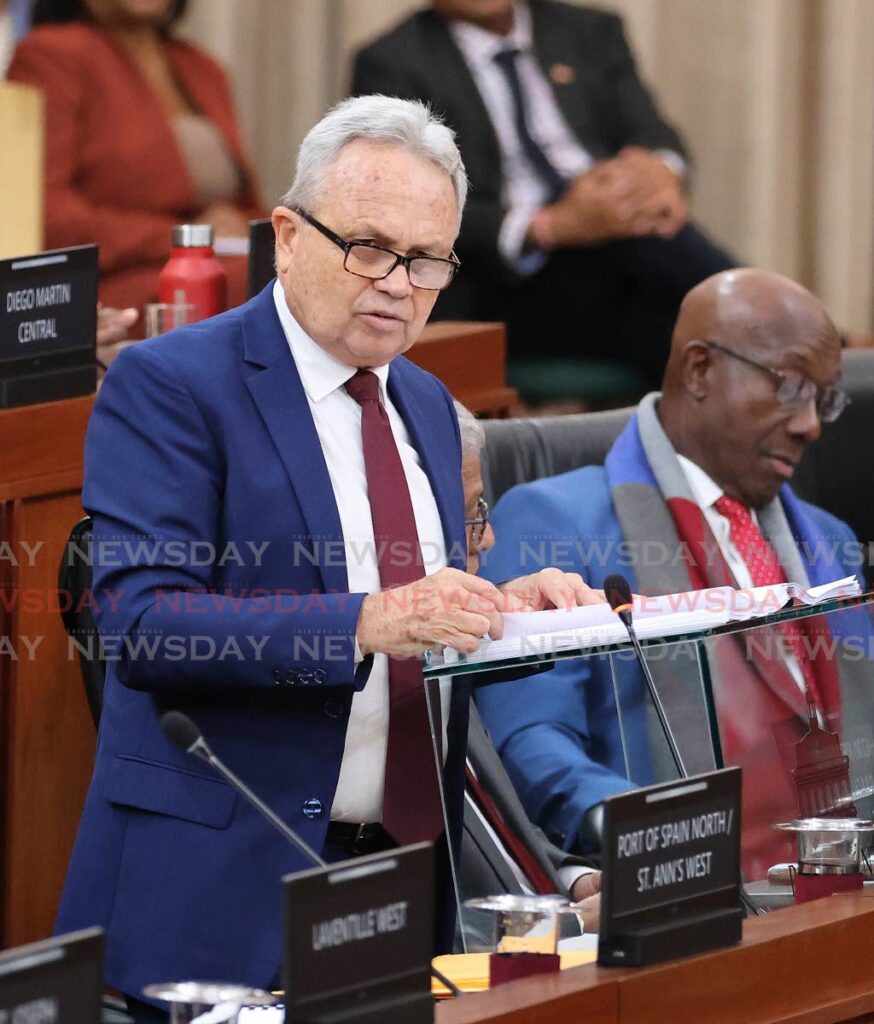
top-left (438, 894), bottom-right (874, 1024)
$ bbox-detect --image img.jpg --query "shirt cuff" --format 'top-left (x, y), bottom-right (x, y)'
top-left (353, 637), bottom-right (364, 665)
top-left (559, 863), bottom-right (597, 896)
top-left (498, 205), bottom-right (550, 275)
top-left (655, 149), bottom-right (687, 180)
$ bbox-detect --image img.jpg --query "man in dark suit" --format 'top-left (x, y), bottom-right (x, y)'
top-left (455, 402), bottom-right (600, 950)
top-left (353, 0), bottom-right (735, 382)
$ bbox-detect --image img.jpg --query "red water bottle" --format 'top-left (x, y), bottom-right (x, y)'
top-left (158, 224), bottom-right (227, 320)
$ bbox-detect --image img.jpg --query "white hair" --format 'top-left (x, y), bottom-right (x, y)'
top-left (454, 400), bottom-right (485, 460)
top-left (280, 95), bottom-right (468, 225)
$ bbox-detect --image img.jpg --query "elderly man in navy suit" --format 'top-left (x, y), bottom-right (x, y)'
top-left (55, 95), bottom-right (599, 1022)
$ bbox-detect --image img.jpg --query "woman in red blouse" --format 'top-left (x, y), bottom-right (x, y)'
top-left (7, 0), bottom-right (264, 312)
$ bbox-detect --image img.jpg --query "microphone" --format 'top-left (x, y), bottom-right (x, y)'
top-left (603, 574), bottom-right (687, 779)
top-left (161, 713), bottom-right (474, 983)
top-left (161, 710), bottom-right (327, 868)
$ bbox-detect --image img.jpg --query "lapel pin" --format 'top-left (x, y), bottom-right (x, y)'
top-left (549, 63), bottom-right (575, 85)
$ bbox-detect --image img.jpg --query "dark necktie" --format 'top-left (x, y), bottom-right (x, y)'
top-left (344, 369), bottom-right (444, 844)
top-left (493, 47), bottom-right (567, 201)
top-left (465, 762), bottom-right (555, 895)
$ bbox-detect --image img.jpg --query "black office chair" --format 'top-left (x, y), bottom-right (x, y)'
top-left (58, 517), bottom-right (134, 1024)
top-left (58, 515), bottom-right (104, 726)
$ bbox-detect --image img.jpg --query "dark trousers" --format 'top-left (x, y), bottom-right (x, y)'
top-left (432, 222), bottom-right (736, 386)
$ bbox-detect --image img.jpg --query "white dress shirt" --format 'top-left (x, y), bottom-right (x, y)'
top-left (273, 281), bottom-right (449, 823)
top-left (676, 454), bottom-right (806, 696)
top-left (449, 1), bottom-right (685, 273)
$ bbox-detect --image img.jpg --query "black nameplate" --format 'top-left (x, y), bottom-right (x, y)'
top-left (598, 767), bottom-right (743, 967)
top-left (0, 245), bottom-right (98, 407)
top-left (283, 843), bottom-right (433, 1024)
top-left (0, 927), bottom-right (103, 1024)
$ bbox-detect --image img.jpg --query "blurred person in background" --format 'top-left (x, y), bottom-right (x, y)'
top-left (0, 0), bottom-right (32, 73)
top-left (353, 0), bottom-right (736, 383)
top-left (6, 0), bottom-right (264, 312)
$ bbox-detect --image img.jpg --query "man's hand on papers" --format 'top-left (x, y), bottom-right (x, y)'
top-left (497, 569), bottom-right (604, 613)
top-left (356, 567), bottom-right (505, 658)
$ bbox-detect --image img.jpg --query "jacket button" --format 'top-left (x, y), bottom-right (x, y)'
top-left (323, 697), bottom-right (344, 719)
top-left (302, 798), bottom-right (323, 819)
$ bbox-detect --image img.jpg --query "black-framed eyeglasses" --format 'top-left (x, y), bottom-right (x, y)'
top-left (293, 208), bottom-right (460, 291)
top-left (699, 339), bottom-right (850, 424)
top-left (464, 496), bottom-right (490, 547)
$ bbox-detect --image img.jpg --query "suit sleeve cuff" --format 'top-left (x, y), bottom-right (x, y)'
top-left (655, 149), bottom-right (687, 180)
top-left (559, 864), bottom-right (598, 895)
top-left (499, 205), bottom-right (549, 275)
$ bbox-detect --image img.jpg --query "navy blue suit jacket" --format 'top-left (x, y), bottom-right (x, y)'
top-left (56, 284), bottom-right (469, 995)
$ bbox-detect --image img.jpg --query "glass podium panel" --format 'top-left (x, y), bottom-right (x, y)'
top-left (634, 601), bottom-right (874, 880)
top-left (425, 595), bottom-right (874, 886)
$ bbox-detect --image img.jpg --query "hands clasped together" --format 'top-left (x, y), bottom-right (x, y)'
top-left (533, 146), bottom-right (687, 250)
top-left (357, 566), bottom-right (603, 659)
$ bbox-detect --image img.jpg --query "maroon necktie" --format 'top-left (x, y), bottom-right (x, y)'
top-left (345, 369), bottom-right (444, 844)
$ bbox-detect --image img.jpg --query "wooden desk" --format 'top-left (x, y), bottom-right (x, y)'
top-left (410, 322), bottom-right (518, 417)
top-left (0, 395), bottom-right (96, 948)
top-left (438, 895), bottom-right (874, 1024)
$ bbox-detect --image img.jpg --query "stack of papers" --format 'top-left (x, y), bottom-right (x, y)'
top-left (450, 575), bottom-right (861, 665)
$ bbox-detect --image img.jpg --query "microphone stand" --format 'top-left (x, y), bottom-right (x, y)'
top-left (616, 609), bottom-right (687, 779)
top-left (187, 735), bottom-right (327, 868)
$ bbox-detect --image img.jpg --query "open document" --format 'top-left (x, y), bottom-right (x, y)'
top-left (450, 575), bottom-right (861, 666)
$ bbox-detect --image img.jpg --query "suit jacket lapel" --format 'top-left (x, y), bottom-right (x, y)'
top-left (467, 706), bottom-right (564, 892)
top-left (418, 10), bottom-right (502, 179)
top-left (529, 0), bottom-right (604, 159)
top-left (241, 286), bottom-right (349, 596)
top-left (464, 796), bottom-right (523, 895)
top-left (388, 359), bottom-right (465, 569)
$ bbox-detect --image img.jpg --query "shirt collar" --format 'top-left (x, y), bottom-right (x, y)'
top-left (676, 453), bottom-right (760, 525)
top-left (271, 279), bottom-right (390, 404)
top-left (448, 0), bottom-right (533, 67)
top-left (676, 453), bottom-right (725, 512)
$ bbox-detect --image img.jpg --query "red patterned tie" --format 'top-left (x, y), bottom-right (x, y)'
top-left (345, 369), bottom-right (443, 844)
top-left (713, 495), bottom-right (822, 710)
